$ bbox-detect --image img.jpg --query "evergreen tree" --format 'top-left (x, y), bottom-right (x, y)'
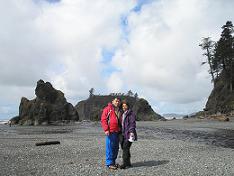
top-left (89, 88), bottom-right (95, 97)
top-left (127, 90), bottom-right (134, 97)
top-left (199, 37), bottom-right (216, 83)
top-left (215, 21), bottom-right (234, 90)
top-left (134, 93), bottom-right (138, 100)
top-left (201, 21), bottom-right (234, 91)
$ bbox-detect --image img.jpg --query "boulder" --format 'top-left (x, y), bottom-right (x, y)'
top-left (12, 80), bottom-right (79, 125)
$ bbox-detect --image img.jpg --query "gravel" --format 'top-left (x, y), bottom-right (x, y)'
top-left (1, 119), bottom-right (234, 176)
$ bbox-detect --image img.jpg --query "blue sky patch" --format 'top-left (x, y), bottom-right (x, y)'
top-left (101, 65), bottom-right (121, 78)
top-left (120, 15), bottom-right (130, 42)
top-left (133, 0), bottom-right (155, 12)
top-left (100, 47), bottom-right (121, 78)
top-left (100, 48), bottom-right (115, 64)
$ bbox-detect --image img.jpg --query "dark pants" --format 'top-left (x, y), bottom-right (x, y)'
top-left (120, 135), bottom-right (132, 166)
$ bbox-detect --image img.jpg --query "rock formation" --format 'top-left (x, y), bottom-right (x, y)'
top-left (11, 80), bottom-right (79, 125)
top-left (75, 95), bottom-right (164, 121)
top-left (201, 21), bottom-right (234, 117)
top-left (205, 72), bottom-right (234, 115)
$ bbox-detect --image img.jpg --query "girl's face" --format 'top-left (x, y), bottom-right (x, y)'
top-left (122, 103), bottom-right (128, 112)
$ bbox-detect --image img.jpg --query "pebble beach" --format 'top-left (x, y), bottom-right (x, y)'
top-left (1, 119), bottom-right (234, 176)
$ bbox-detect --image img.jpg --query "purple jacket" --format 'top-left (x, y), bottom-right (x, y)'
top-left (121, 109), bottom-right (137, 142)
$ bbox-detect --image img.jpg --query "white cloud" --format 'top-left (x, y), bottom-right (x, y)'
top-left (0, 0), bottom-right (135, 116)
top-left (34, 0), bottom-right (136, 100)
top-left (1, 0), bottom-right (234, 119)
top-left (110, 0), bottom-right (234, 113)
top-left (107, 72), bottom-right (123, 93)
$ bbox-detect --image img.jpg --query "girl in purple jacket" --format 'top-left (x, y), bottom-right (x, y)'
top-left (120, 100), bottom-right (137, 169)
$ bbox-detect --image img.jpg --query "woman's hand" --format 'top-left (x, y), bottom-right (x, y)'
top-left (129, 132), bottom-right (135, 142)
top-left (129, 133), bottom-right (135, 139)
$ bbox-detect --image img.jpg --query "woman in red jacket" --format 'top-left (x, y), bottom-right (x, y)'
top-left (101, 97), bottom-right (122, 170)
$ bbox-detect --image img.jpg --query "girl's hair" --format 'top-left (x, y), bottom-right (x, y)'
top-left (122, 99), bottom-right (130, 109)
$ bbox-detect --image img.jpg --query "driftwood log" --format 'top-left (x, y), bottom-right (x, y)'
top-left (209, 115), bottom-right (230, 122)
top-left (35, 141), bottom-right (60, 146)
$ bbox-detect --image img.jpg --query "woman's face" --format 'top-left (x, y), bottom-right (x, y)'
top-left (122, 103), bottom-right (128, 112)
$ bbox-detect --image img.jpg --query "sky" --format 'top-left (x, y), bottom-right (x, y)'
top-left (0, 0), bottom-right (234, 119)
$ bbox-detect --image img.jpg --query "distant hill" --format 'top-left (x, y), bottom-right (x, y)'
top-left (75, 95), bottom-right (164, 121)
top-left (163, 113), bottom-right (186, 119)
top-left (0, 120), bottom-right (9, 125)
top-left (10, 80), bottom-right (164, 125)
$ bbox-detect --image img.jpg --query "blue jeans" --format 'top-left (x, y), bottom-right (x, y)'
top-left (105, 132), bottom-right (119, 166)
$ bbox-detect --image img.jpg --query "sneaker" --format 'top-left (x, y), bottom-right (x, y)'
top-left (119, 164), bottom-right (126, 169)
top-left (119, 164), bottom-right (132, 169)
top-left (107, 165), bottom-right (118, 170)
top-left (127, 163), bottom-right (132, 167)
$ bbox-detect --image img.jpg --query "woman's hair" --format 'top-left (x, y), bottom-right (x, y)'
top-left (122, 99), bottom-right (130, 109)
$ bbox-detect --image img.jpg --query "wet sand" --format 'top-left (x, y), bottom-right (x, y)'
top-left (1, 119), bottom-right (234, 176)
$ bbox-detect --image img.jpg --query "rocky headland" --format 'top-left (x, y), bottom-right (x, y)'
top-left (11, 80), bottom-right (164, 125)
top-left (11, 80), bottom-right (79, 125)
top-left (75, 95), bottom-right (164, 121)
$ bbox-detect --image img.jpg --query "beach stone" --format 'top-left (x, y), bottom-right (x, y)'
top-left (11, 79), bottom-right (79, 125)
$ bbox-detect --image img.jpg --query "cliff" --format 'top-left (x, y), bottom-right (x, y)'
top-left (205, 72), bottom-right (234, 115)
top-left (75, 95), bottom-right (164, 121)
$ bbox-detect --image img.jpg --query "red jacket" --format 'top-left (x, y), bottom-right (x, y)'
top-left (101, 103), bottom-right (120, 133)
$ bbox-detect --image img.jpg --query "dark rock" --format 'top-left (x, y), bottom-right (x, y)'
top-left (10, 116), bottom-right (20, 125)
top-left (12, 80), bottom-right (79, 125)
top-left (35, 80), bottom-right (62, 103)
top-left (75, 95), bottom-right (163, 121)
top-left (205, 72), bottom-right (234, 114)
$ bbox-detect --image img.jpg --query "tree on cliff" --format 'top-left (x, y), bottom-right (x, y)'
top-left (199, 37), bottom-right (216, 83)
top-left (215, 21), bottom-right (234, 91)
top-left (200, 21), bottom-right (234, 91)
top-left (134, 93), bottom-right (138, 100)
top-left (127, 90), bottom-right (134, 97)
top-left (89, 88), bottom-right (95, 97)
